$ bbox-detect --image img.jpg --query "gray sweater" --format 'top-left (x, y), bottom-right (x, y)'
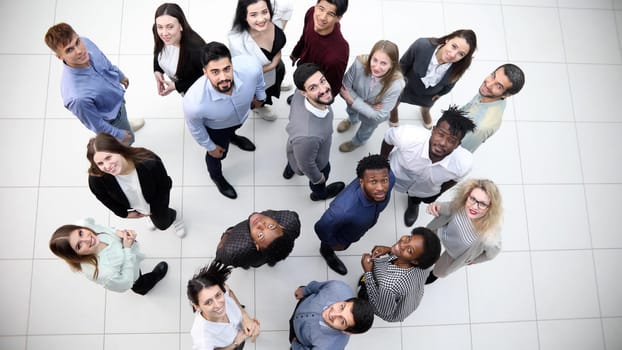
top-left (285, 91), bottom-right (334, 184)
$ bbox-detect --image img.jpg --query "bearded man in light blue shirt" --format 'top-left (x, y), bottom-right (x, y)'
top-left (183, 42), bottom-right (266, 199)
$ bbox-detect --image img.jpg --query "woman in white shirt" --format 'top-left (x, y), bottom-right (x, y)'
top-left (336, 40), bottom-right (405, 152)
top-left (152, 3), bottom-right (206, 96)
top-left (425, 178), bottom-right (503, 284)
top-left (86, 133), bottom-right (185, 237)
top-left (49, 218), bottom-right (167, 294)
top-left (187, 261), bottom-right (261, 350)
top-left (228, 0), bottom-right (287, 121)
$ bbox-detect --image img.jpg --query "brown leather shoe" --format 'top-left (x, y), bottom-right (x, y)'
top-left (339, 141), bottom-right (360, 152)
top-left (337, 119), bottom-right (351, 133)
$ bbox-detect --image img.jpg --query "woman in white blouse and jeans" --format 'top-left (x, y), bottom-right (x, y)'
top-left (425, 178), bottom-right (503, 284)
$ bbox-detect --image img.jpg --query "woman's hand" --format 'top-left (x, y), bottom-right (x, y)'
top-left (339, 86), bottom-right (354, 105)
top-left (361, 253), bottom-right (373, 272)
top-left (426, 202), bottom-right (441, 217)
top-left (126, 211), bottom-right (146, 219)
top-left (154, 71), bottom-right (175, 96)
top-left (370, 245), bottom-right (391, 258)
top-left (116, 229), bottom-right (137, 248)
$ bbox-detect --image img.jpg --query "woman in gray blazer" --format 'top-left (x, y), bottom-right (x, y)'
top-left (390, 29), bottom-right (477, 129)
top-left (424, 179), bottom-right (503, 284)
top-left (337, 40), bottom-right (405, 152)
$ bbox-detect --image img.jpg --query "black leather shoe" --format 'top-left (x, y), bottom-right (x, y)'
top-left (325, 182), bottom-right (345, 199)
top-left (310, 182), bottom-right (346, 201)
top-left (286, 94), bottom-right (293, 105)
top-left (404, 202), bottom-right (419, 226)
top-left (152, 261), bottom-right (168, 281)
top-left (213, 177), bottom-right (237, 199)
top-left (230, 134), bottom-right (256, 151)
top-left (320, 243), bottom-right (348, 275)
top-left (283, 164), bottom-right (294, 179)
top-left (425, 272), bottom-right (438, 285)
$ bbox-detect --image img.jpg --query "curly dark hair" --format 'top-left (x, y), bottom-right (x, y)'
top-left (356, 154), bottom-right (390, 179)
top-left (436, 105), bottom-right (476, 141)
top-left (410, 227), bottom-right (441, 269)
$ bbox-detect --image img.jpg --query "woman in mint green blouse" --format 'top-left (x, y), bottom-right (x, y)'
top-left (49, 218), bottom-right (167, 295)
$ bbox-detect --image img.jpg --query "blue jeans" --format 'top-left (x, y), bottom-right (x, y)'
top-left (110, 102), bottom-right (135, 145)
top-left (346, 106), bottom-right (387, 146)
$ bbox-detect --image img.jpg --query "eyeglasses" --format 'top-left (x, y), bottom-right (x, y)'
top-left (467, 195), bottom-right (490, 210)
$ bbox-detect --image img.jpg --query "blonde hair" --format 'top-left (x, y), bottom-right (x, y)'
top-left (359, 40), bottom-right (403, 104)
top-left (450, 179), bottom-right (503, 235)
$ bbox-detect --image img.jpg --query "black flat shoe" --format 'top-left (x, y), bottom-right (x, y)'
top-left (152, 261), bottom-right (168, 281)
top-left (230, 134), bottom-right (256, 151)
top-left (404, 202), bottom-right (419, 227)
top-left (213, 177), bottom-right (237, 199)
top-left (286, 94), bottom-right (293, 105)
top-left (311, 182), bottom-right (346, 201)
top-left (319, 244), bottom-right (348, 275)
top-left (283, 164), bottom-right (295, 179)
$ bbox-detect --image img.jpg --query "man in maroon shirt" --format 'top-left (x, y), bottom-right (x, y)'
top-left (288, 0), bottom-right (349, 104)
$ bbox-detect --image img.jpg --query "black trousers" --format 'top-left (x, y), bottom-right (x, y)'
top-left (308, 163), bottom-right (331, 196)
top-left (407, 192), bottom-right (442, 206)
top-left (203, 124), bottom-right (242, 180)
top-left (150, 207), bottom-right (176, 231)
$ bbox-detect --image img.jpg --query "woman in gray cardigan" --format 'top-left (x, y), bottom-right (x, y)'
top-left (424, 178), bottom-right (503, 284)
top-left (336, 40), bottom-right (405, 152)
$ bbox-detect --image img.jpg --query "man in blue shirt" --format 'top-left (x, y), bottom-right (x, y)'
top-left (289, 280), bottom-right (374, 350)
top-left (44, 23), bottom-right (143, 145)
top-left (315, 154), bottom-right (395, 275)
top-left (183, 42), bottom-right (266, 199)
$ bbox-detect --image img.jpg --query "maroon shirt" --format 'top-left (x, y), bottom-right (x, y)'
top-left (291, 6), bottom-right (349, 96)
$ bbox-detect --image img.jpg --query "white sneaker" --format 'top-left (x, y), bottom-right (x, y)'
top-left (172, 217), bottom-right (186, 238)
top-left (280, 82), bottom-right (293, 91)
top-left (256, 105), bottom-right (277, 121)
top-left (129, 118), bottom-right (145, 132)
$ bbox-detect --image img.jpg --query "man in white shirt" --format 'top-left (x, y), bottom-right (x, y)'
top-left (184, 42), bottom-right (266, 199)
top-left (381, 106), bottom-right (476, 226)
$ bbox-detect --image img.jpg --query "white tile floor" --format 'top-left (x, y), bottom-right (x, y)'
top-left (0, 0), bottom-right (620, 349)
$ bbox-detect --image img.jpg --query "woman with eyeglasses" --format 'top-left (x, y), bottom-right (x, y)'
top-left (424, 179), bottom-right (503, 284)
top-left (215, 210), bottom-right (301, 269)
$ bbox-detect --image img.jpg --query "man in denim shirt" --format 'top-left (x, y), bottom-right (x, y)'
top-left (44, 22), bottom-right (143, 145)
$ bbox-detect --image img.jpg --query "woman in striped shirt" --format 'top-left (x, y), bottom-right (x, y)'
top-left (425, 179), bottom-right (503, 284)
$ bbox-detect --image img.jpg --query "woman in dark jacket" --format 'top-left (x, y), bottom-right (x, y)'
top-left (86, 133), bottom-right (185, 237)
top-left (152, 3), bottom-right (206, 95)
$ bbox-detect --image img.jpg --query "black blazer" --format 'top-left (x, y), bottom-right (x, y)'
top-left (88, 157), bottom-right (172, 218)
top-left (399, 37), bottom-right (457, 107)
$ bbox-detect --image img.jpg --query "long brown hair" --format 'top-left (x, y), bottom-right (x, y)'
top-left (86, 133), bottom-right (156, 176)
top-left (360, 40), bottom-right (403, 104)
top-left (432, 29), bottom-right (477, 83)
top-left (49, 225), bottom-right (100, 279)
top-left (152, 3), bottom-right (206, 77)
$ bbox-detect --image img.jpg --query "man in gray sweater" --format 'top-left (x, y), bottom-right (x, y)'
top-left (283, 63), bottom-right (345, 201)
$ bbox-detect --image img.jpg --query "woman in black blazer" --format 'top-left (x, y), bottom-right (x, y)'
top-left (86, 133), bottom-right (185, 237)
top-left (390, 29), bottom-right (477, 129)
